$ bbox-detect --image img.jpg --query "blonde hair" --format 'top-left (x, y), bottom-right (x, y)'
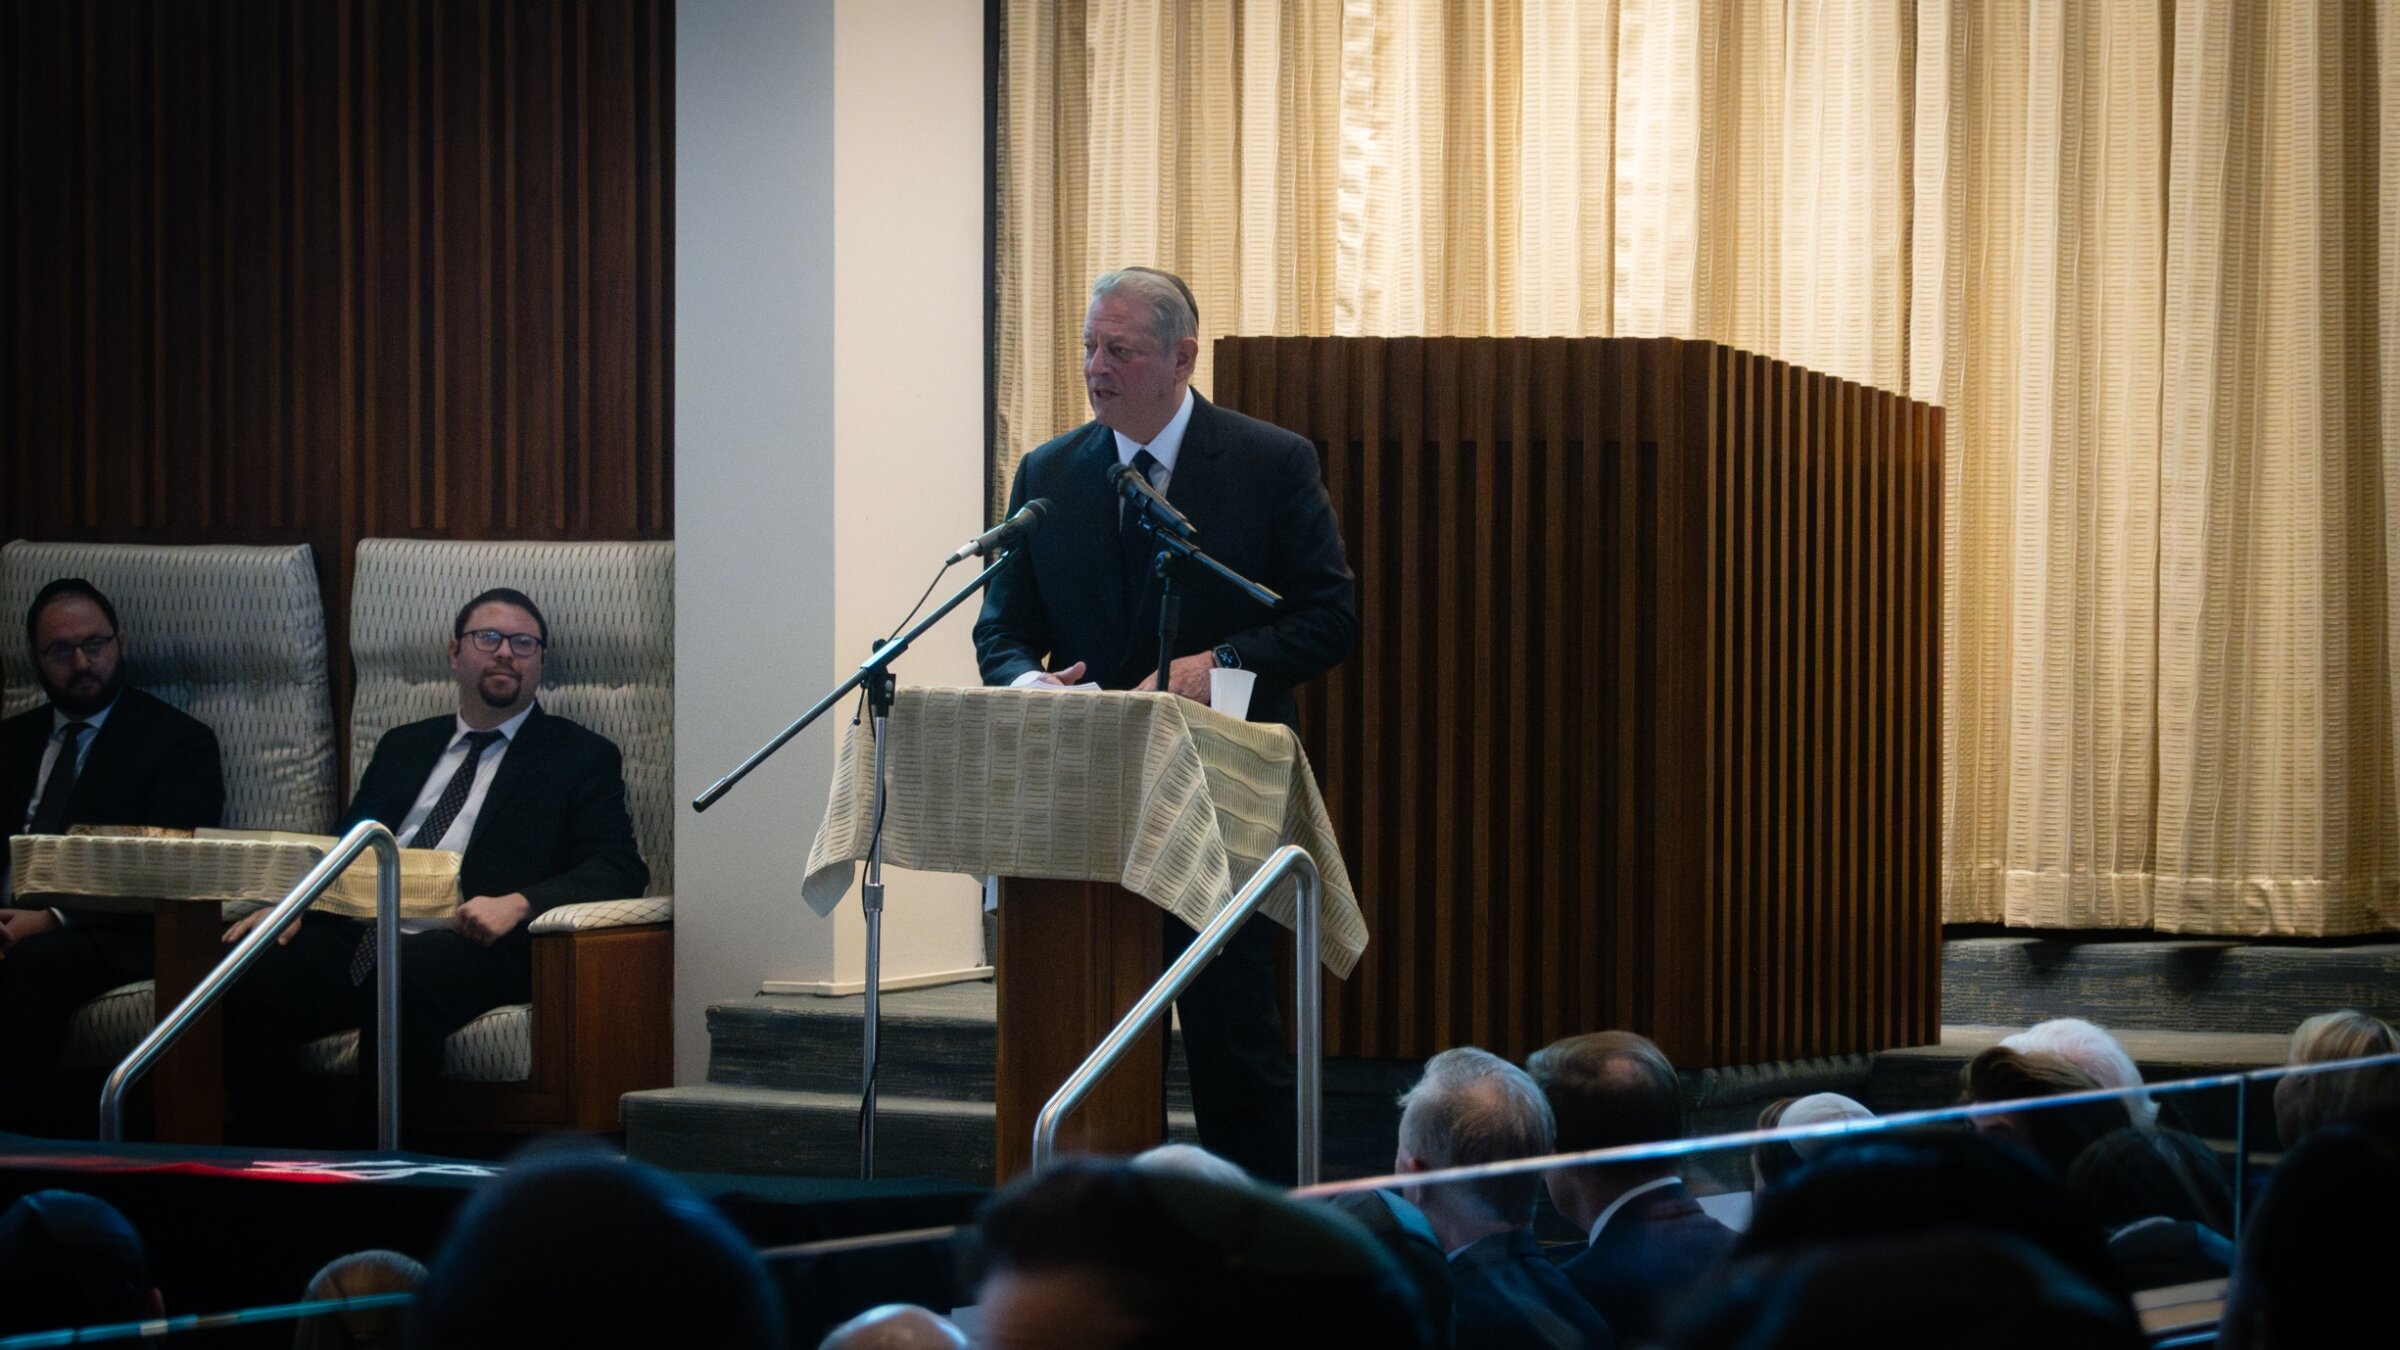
top-left (2289, 1009), bottom-right (2398, 1066)
top-left (2276, 1010), bottom-right (2400, 1147)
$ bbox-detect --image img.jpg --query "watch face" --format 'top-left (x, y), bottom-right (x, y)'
top-left (1214, 644), bottom-right (1240, 669)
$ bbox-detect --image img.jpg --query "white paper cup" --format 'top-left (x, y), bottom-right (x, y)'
top-left (1208, 667), bottom-right (1258, 720)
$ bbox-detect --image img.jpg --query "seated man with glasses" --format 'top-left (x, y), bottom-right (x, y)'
top-left (0, 578), bottom-right (226, 1132)
top-left (223, 586), bottom-right (647, 1143)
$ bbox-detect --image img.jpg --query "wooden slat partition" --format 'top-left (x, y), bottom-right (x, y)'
top-left (1215, 337), bottom-right (1942, 1069)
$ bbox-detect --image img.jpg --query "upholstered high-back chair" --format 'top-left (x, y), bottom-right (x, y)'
top-left (331, 538), bottom-right (674, 1133)
top-left (4, 540), bottom-right (337, 1083)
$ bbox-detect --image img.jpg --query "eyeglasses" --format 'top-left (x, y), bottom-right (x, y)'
top-left (36, 634), bottom-right (117, 664)
top-left (463, 629), bottom-right (546, 657)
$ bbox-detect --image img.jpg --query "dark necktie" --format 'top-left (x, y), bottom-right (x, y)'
top-left (27, 721), bottom-right (91, 836)
top-left (408, 729), bottom-right (506, 850)
top-left (352, 728), bottom-right (505, 984)
top-left (1118, 448), bottom-right (1164, 608)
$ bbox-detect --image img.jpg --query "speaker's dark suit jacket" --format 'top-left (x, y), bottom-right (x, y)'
top-left (1452, 1228), bottom-right (1616, 1350)
top-left (0, 687), bottom-right (223, 1128)
top-left (2, 686), bottom-right (225, 852)
top-left (972, 393), bottom-right (1358, 729)
top-left (344, 704), bottom-right (647, 933)
top-left (1555, 1180), bottom-right (1736, 1346)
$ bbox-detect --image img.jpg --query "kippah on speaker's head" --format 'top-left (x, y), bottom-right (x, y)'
top-left (1090, 268), bottom-right (1199, 350)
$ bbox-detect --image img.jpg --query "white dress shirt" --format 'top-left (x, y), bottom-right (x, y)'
top-left (393, 703), bottom-right (536, 928)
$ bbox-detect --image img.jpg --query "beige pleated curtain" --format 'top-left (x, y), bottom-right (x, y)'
top-left (995, 0), bottom-right (2400, 937)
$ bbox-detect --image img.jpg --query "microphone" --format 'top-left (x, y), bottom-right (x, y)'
top-left (1108, 460), bottom-right (1197, 538)
top-left (945, 498), bottom-right (1052, 565)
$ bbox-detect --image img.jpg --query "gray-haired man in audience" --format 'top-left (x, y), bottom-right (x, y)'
top-left (1397, 1047), bottom-right (1614, 1349)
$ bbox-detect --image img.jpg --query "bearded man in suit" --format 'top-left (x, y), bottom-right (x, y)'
top-left (973, 267), bottom-right (1357, 1181)
top-left (223, 587), bottom-right (645, 1141)
top-left (0, 578), bottom-right (225, 1130)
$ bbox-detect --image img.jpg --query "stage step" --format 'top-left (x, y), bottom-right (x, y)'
top-left (633, 983), bottom-right (1423, 1183)
top-left (625, 1082), bottom-right (1208, 1184)
top-left (1942, 935), bottom-right (2398, 1037)
top-left (697, 983), bottom-right (1196, 1112)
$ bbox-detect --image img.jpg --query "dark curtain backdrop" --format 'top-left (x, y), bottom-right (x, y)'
top-left (1, 0), bottom-right (673, 765)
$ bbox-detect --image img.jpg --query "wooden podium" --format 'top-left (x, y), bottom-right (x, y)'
top-left (1216, 336), bottom-right (1944, 1068)
top-left (992, 877), bottom-right (1164, 1181)
top-left (800, 686), bottom-right (1367, 1183)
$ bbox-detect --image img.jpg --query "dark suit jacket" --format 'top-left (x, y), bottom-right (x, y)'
top-left (973, 393), bottom-right (1358, 728)
top-left (346, 704), bottom-right (646, 940)
top-left (3, 688), bottom-right (225, 919)
top-left (1555, 1180), bottom-right (1736, 1346)
top-left (1452, 1228), bottom-right (1615, 1350)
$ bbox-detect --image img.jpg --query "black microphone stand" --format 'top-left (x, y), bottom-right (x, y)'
top-left (1123, 506), bottom-right (1283, 693)
top-left (691, 547), bottom-right (1023, 1179)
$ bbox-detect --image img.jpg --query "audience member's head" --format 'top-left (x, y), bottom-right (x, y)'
top-left (1666, 1228), bottom-right (2143, 1350)
top-left (2272, 1009), bottom-right (2400, 1148)
top-left (0, 1189), bottom-right (163, 1335)
top-left (2003, 1018), bottom-right (2156, 1126)
top-left (1526, 1030), bottom-right (1685, 1226)
top-left (1735, 1127), bottom-right (2127, 1306)
top-left (407, 1144), bottom-right (784, 1349)
top-left (26, 577), bottom-right (129, 718)
top-left (294, 1249), bottom-right (426, 1350)
top-left (966, 1157), bottom-right (1432, 1349)
top-left (1393, 1047), bottom-right (1555, 1248)
top-left (2064, 1126), bottom-right (2232, 1236)
top-left (1959, 1045), bottom-right (2131, 1177)
top-left (2218, 1112), bottom-right (2400, 1350)
top-left (816, 1303), bottom-right (967, 1350)
top-left (2064, 1126), bottom-right (2236, 1290)
top-left (1129, 1142), bottom-right (1251, 1186)
top-left (1751, 1092), bottom-right (1877, 1197)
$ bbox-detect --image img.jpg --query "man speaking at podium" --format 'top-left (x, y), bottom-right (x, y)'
top-left (973, 267), bottom-right (1356, 1181)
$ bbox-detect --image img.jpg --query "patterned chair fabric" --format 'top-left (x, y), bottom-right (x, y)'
top-left (1, 540), bottom-right (338, 832)
top-left (300, 1006), bottom-right (533, 1083)
top-left (60, 984), bottom-right (534, 1083)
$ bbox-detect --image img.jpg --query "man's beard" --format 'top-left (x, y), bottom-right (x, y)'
top-left (478, 672), bottom-right (524, 710)
top-left (41, 666), bottom-right (124, 719)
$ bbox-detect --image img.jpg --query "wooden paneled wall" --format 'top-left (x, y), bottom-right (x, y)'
top-left (1, 0), bottom-right (672, 752)
top-left (1216, 337), bottom-right (1942, 1068)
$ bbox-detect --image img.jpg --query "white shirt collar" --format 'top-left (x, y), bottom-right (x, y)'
top-left (454, 701), bottom-right (538, 744)
top-left (1587, 1174), bottom-right (1681, 1246)
top-left (1114, 387), bottom-right (1197, 475)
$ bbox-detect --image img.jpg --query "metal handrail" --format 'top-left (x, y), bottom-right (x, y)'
top-left (100, 820), bottom-right (404, 1147)
top-left (1032, 844), bottom-right (1324, 1183)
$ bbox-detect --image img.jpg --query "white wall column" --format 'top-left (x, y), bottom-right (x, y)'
top-left (674, 0), bottom-right (989, 1082)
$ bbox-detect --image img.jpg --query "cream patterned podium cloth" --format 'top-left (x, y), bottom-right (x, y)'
top-left (9, 830), bottom-right (461, 920)
top-left (802, 687), bottom-right (1367, 978)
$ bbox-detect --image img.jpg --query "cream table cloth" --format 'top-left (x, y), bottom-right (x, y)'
top-left (802, 686), bottom-right (1367, 977)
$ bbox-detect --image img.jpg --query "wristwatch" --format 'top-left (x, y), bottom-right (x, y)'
top-left (1212, 643), bottom-right (1242, 670)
